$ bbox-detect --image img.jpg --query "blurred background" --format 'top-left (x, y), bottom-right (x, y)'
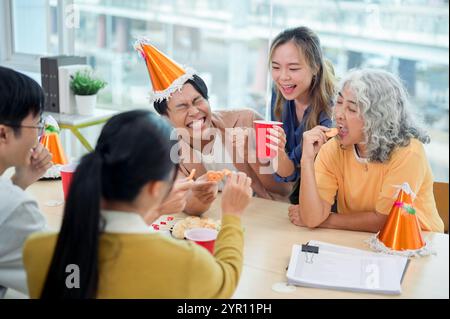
top-left (1, 0), bottom-right (448, 181)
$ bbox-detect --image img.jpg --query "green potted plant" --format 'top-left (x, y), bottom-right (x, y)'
top-left (70, 70), bottom-right (107, 115)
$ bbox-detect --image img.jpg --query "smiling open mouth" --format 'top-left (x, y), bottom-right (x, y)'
top-left (337, 124), bottom-right (349, 138)
top-left (187, 117), bottom-right (206, 129)
top-left (280, 84), bottom-right (296, 94)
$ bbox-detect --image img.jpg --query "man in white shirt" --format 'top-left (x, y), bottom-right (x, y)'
top-left (0, 66), bottom-right (52, 297)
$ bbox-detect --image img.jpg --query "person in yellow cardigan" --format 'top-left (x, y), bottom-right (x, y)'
top-left (23, 110), bottom-right (253, 299)
top-left (289, 69), bottom-right (444, 233)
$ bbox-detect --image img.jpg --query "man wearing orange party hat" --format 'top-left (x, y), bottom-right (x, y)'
top-left (135, 38), bottom-right (291, 216)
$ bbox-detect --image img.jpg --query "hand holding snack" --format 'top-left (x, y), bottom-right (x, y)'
top-left (302, 126), bottom-right (329, 162)
top-left (156, 177), bottom-right (193, 214)
top-left (191, 172), bottom-right (219, 204)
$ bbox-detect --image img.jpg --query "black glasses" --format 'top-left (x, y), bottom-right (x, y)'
top-left (2, 119), bottom-right (45, 137)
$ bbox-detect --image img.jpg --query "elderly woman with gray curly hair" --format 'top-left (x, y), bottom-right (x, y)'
top-left (288, 68), bottom-right (444, 233)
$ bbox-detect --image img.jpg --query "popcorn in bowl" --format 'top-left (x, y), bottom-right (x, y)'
top-left (171, 216), bottom-right (221, 239)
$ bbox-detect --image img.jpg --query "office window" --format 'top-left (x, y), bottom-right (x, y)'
top-left (72, 0), bottom-right (271, 117)
top-left (11, 0), bottom-right (59, 56)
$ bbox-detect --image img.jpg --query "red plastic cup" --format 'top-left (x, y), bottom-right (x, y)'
top-left (254, 120), bottom-right (283, 159)
top-left (185, 228), bottom-right (218, 254)
top-left (60, 163), bottom-right (77, 200)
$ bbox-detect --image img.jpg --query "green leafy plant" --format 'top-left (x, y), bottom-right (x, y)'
top-left (70, 70), bottom-right (107, 96)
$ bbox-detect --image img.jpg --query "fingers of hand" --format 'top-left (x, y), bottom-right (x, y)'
top-left (197, 173), bottom-right (209, 182)
top-left (237, 172), bottom-right (247, 187)
top-left (245, 176), bottom-right (252, 188)
top-left (268, 126), bottom-right (284, 137)
top-left (267, 128), bottom-right (278, 138)
top-left (236, 173), bottom-right (252, 200)
top-left (289, 212), bottom-right (300, 224)
top-left (32, 145), bottom-right (51, 162)
top-left (229, 172), bottom-right (238, 185)
top-left (266, 143), bottom-right (278, 152)
top-left (193, 180), bottom-right (217, 190)
top-left (31, 143), bottom-right (44, 159)
top-left (246, 177), bottom-right (252, 196)
top-left (316, 125), bottom-right (331, 132)
top-left (314, 127), bottom-right (330, 142)
top-left (32, 152), bottom-right (52, 170)
top-left (306, 131), bottom-right (327, 146)
top-left (41, 161), bottom-right (53, 172)
top-left (288, 211), bottom-right (296, 221)
top-left (278, 132), bottom-right (287, 145)
top-left (166, 195), bottom-right (187, 212)
top-left (288, 205), bottom-right (298, 213)
top-left (175, 179), bottom-right (194, 192)
top-left (288, 209), bottom-right (294, 219)
top-left (193, 185), bottom-right (218, 199)
top-left (198, 192), bottom-right (216, 203)
top-left (266, 134), bottom-right (280, 146)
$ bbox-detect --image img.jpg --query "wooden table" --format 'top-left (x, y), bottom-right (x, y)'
top-left (27, 180), bottom-right (449, 299)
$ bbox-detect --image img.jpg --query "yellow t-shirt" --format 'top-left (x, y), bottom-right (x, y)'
top-left (23, 215), bottom-right (244, 298)
top-left (315, 138), bottom-right (444, 233)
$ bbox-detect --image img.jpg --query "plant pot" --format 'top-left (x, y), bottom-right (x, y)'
top-left (75, 95), bottom-right (97, 115)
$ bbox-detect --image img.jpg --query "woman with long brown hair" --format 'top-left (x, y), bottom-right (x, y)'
top-left (266, 26), bottom-right (336, 204)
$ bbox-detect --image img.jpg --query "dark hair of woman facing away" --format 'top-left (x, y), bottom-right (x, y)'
top-left (40, 110), bottom-right (178, 299)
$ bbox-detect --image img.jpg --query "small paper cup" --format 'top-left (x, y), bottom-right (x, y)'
top-left (60, 162), bottom-right (78, 200)
top-left (185, 228), bottom-right (218, 254)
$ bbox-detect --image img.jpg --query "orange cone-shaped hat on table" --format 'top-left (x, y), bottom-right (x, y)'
top-left (134, 37), bottom-right (195, 103)
top-left (40, 133), bottom-right (67, 165)
top-left (40, 116), bottom-right (67, 165)
top-left (377, 183), bottom-right (425, 251)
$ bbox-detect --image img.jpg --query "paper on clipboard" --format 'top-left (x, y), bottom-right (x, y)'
top-left (286, 240), bottom-right (409, 295)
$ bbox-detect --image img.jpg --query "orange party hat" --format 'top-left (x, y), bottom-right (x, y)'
top-left (40, 133), bottom-right (67, 165)
top-left (40, 116), bottom-right (67, 165)
top-left (377, 183), bottom-right (425, 251)
top-left (367, 183), bottom-right (434, 257)
top-left (134, 37), bottom-right (195, 102)
top-left (38, 115), bottom-right (68, 180)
